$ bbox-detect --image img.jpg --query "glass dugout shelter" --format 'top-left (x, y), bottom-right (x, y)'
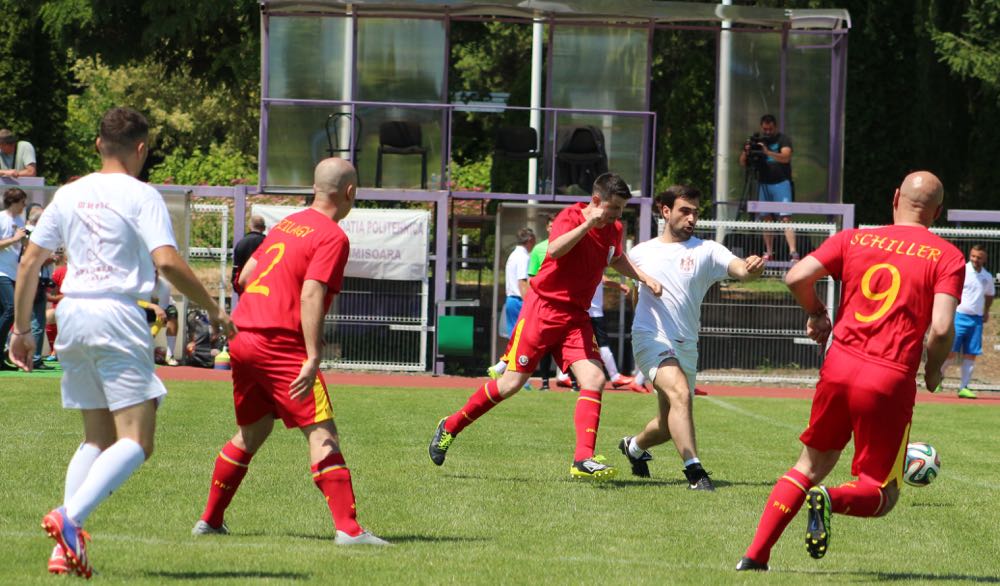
top-left (258, 0), bottom-right (850, 225)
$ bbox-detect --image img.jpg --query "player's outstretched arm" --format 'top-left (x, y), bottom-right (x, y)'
top-left (784, 256), bottom-right (832, 346)
top-left (8, 241), bottom-right (49, 370)
top-left (924, 293), bottom-right (958, 392)
top-left (727, 255), bottom-right (766, 281)
top-left (152, 245), bottom-right (236, 338)
top-left (290, 279), bottom-right (327, 400)
top-left (547, 207), bottom-right (602, 259)
top-left (610, 253), bottom-right (662, 297)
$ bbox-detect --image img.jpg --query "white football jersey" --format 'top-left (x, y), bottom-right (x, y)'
top-left (30, 173), bottom-right (176, 300)
top-left (505, 245), bottom-right (530, 298)
top-left (957, 261), bottom-right (996, 317)
top-left (629, 236), bottom-right (737, 343)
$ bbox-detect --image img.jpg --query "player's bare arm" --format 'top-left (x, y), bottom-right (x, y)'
top-left (8, 241), bottom-right (50, 370)
top-left (152, 245), bottom-right (236, 338)
top-left (727, 255), bottom-right (766, 281)
top-left (784, 255), bottom-right (832, 346)
top-left (547, 206), bottom-right (602, 259)
top-left (925, 293), bottom-right (959, 392)
top-left (291, 279), bottom-right (327, 401)
top-left (610, 253), bottom-right (663, 296)
top-left (984, 295), bottom-right (993, 325)
top-left (237, 257), bottom-right (259, 292)
top-left (0, 226), bottom-right (27, 249)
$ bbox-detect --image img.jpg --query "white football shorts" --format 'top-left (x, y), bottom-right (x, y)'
top-left (55, 295), bottom-right (167, 411)
top-left (632, 331), bottom-right (698, 395)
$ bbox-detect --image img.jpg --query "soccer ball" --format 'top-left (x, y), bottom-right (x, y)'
top-left (903, 442), bottom-right (940, 487)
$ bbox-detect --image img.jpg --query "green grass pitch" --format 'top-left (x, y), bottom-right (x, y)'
top-left (1, 378), bottom-right (997, 584)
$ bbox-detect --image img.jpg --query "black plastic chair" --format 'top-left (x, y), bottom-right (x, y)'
top-left (375, 120), bottom-right (428, 189)
top-left (555, 125), bottom-right (609, 194)
top-left (491, 126), bottom-right (540, 192)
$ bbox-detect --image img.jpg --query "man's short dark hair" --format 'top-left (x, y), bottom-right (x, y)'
top-left (543, 213), bottom-right (556, 224)
top-left (971, 244), bottom-right (986, 253)
top-left (760, 114), bottom-right (777, 126)
top-left (3, 187), bottom-right (27, 208)
top-left (0, 129), bottom-right (16, 145)
top-left (99, 107), bottom-right (149, 156)
top-left (592, 173), bottom-right (631, 201)
top-left (655, 185), bottom-right (701, 209)
top-left (516, 227), bottom-right (536, 245)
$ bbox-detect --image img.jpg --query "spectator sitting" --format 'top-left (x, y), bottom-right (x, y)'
top-left (0, 129), bottom-right (37, 178)
top-left (44, 248), bottom-right (66, 361)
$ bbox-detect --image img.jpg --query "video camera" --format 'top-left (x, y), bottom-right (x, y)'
top-left (745, 133), bottom-right (768, 168)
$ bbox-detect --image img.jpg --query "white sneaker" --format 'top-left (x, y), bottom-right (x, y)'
top-left (166, 357), bottom-right (179, 367)
top-left (334, 530), bottom-right (391, 546)
top-left (192, 520), bottom-right (230, 535)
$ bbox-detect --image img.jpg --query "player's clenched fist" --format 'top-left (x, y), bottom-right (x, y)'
top-left (745, 255), bottom-right (766, 278)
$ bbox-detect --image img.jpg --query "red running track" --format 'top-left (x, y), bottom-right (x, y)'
top-left (157, 366), bottom-right (999, 406)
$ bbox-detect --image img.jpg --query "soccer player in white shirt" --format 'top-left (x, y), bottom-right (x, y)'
top-left (8, 107), bottom-right (236, 578)
top-left (619, 185), bottom-right (765, 490)
top-left (942, 244), bottom-right (995, 399)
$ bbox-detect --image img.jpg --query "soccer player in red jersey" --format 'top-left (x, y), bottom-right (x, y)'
top-left (737, 171), bottom-right (965, 571)
top-left (429, 173), bottom-right (664, 480)
top-left (192, 158), bottom-right (388, 546)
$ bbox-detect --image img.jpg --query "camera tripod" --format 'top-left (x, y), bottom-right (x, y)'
top-left (737, 164), bottom-right (760, 221)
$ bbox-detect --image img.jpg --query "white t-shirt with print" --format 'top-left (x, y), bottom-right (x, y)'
top-left (30, 173), bottom-right (177, 300)
top-left (957, 261), bottom-right (996, 317)
top-left (0, 211), bottom-right (25, 278)
top-left (629, 236), bottom-right (737, 344)
top-left (505, 245), bottom-right (530, 298)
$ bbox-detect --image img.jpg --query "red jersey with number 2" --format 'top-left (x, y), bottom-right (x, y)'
top-left (811, 225), bottom-right (964, 375)
top-left (531, 203), bottom-right (623, 312)
top-left (233, 208), bottom-right (350, 334)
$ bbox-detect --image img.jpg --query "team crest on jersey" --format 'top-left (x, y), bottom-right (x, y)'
top-left (518, 355), bottom-right (529, 367)
top-left (679, 254), bottom-right (695, 274)
top-left (606, 245), bottom-right (616, 265)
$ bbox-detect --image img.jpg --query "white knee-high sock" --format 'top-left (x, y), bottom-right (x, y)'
top-left (960, 359), bottom-right (975, 389)
top-left (940, 357), bottom-right (954, 375)
top-left (599, 346), bottom-right (620, 380)
top-left (556, 367), bottom-right (569, 382)
top-left (635, 370), bottom-right (646, 386)
top-left (166, 335), bottom-right (177, 358)
top-left (64, 443), bottom-right (102, 502)
top-left (65, 438), bottom-right (146, 526)
top-left (492, 359), bottom-right (507, 374)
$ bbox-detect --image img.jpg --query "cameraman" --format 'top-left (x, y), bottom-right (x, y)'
top-left (739, 114), bottom-right (799, 262)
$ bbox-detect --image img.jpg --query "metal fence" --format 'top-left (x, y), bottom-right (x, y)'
top-left (693, 220), bottom-right (839, 379)
top-left (322, 277), bottom-right (429, 371)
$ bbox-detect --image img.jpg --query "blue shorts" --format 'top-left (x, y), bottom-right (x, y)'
top-left (952, 312), bottom-right (983, 355)
top-left (501, 295), bottom-right (523, 338)
top-left (758, 180), bottom-right (793, 217)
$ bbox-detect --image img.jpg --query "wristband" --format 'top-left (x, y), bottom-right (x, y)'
top-left (12, 328), bottom-right (31, 335)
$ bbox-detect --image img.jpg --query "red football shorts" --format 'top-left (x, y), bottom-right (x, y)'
top-left (799, 343), bottom-right (913, 488)
top-left (502, 290), bottom-right (601, 374)
top-left (230, 329), bottom-right (334, 429)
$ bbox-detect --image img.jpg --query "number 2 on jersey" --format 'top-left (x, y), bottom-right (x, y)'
top-left (244, 242), bottom-right (285, 296)
top-left (854, 262), bottom-right (900, 323)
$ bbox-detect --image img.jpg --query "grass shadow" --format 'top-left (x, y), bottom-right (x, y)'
top-left (144, 570), bottom-right (309, 580)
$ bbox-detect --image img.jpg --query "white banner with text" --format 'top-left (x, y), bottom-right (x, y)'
top-left (251, 205), bottom-right (430, 281)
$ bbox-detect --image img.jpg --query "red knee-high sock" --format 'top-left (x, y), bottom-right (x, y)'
top-left (201, 442), bottom-right (254, 528)
top-left (827, 480), bottom-right (885, 517)
top-left (444, 380), bottom-right (505, 435)
top-left (745, 469), bottom-right (813, 564)
top-left (312, 452), bottom-right (363, 537)
top-left (573, 389), bottom-right (603, 461)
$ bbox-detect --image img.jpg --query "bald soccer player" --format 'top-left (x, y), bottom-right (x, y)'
top-left (737, 171), bottom-right (965, 571)
top-left (192, 158), bottom-right (388, 546)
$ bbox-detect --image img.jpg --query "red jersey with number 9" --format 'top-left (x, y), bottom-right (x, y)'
top-left (811, 225), bottom-right (965, 374)
top-left (233, 208), bottom-right (350, 334)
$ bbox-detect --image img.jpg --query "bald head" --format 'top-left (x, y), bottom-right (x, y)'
top-left (314, 157), bottom-right (357, 198)
top-left (312, 157), bottom-right (357, 221)
top-left (894, 171), bottom-right (944, 227)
